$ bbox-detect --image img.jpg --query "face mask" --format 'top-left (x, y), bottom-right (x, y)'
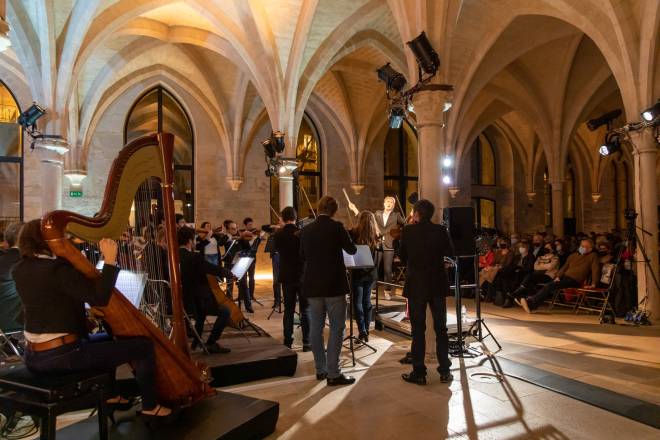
top-left (578, 246), bottom-right (587, 255)
top-left (511, 238), bottom-right (519, 245)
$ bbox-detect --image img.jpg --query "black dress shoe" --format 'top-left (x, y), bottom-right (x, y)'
top-left (502, 297), bottom-right (514, 308)
top-left (358, 332), bottom-right (369, 342)
top-left (402, 372), bottom-right (427, 385)
top-left (206, 343), bottom-right (231, 354)
top-left (316, 372), bottom-right (327, 380)
top-left (327, 374), bottom-right (355, 386)
top-left (245, 305), bottom-right (255, 314)
top-left (439, 372), bottom-right (454, 383)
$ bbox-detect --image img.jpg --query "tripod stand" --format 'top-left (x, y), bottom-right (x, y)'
top-left (621, 210), bottom-right (659, 321)
top-left (447, 255), bottom-right (501, 357)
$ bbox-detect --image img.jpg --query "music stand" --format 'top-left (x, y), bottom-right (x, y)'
top-left (343, 245), bottom-right (377, 366)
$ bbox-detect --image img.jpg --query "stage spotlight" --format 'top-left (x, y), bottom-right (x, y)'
top-left (442, 175), bottom-right (452, 185)
top-left (587, 109), bottom-right (622, 131)
top-left (442, 156), bottom-right (453, 168)
top-left (641, 100), bottom-right (660, 122)
top-left (388, 104), bottom-right (405, 129)
top-left (599, 133), bottom-right (621, 157)
top-left (272, 131), bottom-right (286, 153)
top-left (406, 31), bottom-right (440, 76)
top-left (18, 103), bottom-right (46, 129)
top-left (262, 138), bottom-right (277, 158)
top-left (377, 63), bottom-right (407, 93)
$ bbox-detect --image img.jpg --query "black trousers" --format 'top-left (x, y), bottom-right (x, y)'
top-left (529, 276), bottom-right (579, 310)
top-left (25, 336), bottom-right (158, 409)
top-left (514, 271), bottom-right (552, 298)
top-left (282, 282), bottom-right (310, 347)
top-left (194, 297), bottom-right (231, 344)
top-left (408, 295), bottom-right (451, 374)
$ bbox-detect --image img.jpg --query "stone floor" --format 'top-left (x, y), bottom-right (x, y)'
top-left (18, 263), bottom-right (660, 440)
top-left (226, 272), bottom-right (660, 440)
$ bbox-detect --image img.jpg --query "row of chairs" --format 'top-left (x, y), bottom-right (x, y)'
top-left (547, 263), bottom-right (616, 321)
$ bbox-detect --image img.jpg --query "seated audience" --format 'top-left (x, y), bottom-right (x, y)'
top-left (507, 242), bottom-right (559, 308)
top-left (518, 239), bottom-right (600, 313)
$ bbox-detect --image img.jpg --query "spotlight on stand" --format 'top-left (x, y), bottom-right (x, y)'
top-left (406, 31), bottom-right (440, 77)
top-left (388, 103), bottom-right (405, 129)
top-left (18, 103), bottom-right (46, 134)
top-left (641, 100), bottom-right (660, 122)
top-left (599, 133), bottom-right (621, 157)
top-left (377, 63), bottom-right (407, 93)
top-left (587, 109), bottom-right (622, 131)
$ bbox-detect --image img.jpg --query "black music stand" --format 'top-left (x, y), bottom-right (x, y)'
top-left (343, 246), bottom-right (377, 366)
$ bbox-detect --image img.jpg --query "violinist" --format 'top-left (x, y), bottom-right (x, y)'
top-left (195, 222), bottom-right (226, 266)
top-left (240, 217), bottom-right (259, 311)
top-left (350, 196), bottom-right (404, 292)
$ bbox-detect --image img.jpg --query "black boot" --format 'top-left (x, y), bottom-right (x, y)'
top-left (402, 371), bottom-right (427, 385)
top-left (502, 295), bottom-right (514, 308)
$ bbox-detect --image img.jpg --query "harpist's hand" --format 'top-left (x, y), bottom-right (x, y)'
top-left (100, 238), bottom-right (118, 266)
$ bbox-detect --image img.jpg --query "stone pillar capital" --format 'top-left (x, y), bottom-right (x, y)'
top-left (226, 177), bottom-right (243, 191)
top-left (412, 90), bottom-right (446, 128)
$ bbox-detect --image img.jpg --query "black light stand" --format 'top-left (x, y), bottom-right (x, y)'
top-left (466, 254), bottom-right (501, 350)
top-left (447, 256), bottom-right (479, 358)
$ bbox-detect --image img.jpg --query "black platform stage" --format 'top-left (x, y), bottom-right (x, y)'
top-left (55, 391), bottom-right (278, 440)
top-left (193, 330), bottom-right (297, 387)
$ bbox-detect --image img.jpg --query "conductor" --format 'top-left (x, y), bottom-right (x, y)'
top-left (398, 199), bottom-right (453, 385)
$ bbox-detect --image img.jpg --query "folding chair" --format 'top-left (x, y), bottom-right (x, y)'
top-left (575, 263), bottom-right (616, 321)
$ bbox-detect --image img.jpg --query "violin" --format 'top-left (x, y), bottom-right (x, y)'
top-left (388, 213), bottom-right (416, 240)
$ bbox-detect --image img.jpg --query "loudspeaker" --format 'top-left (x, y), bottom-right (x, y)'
top-left (443, 207), bottom-right (476, 256)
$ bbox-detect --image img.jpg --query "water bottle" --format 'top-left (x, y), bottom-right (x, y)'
top-left (461, 305), bottom-right (468, 323)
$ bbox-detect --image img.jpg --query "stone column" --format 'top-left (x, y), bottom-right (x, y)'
top-left (413, 90), bottom-right (449, 356)
top-left (414, 90), bottom-right (448, 219)
top-left (630, 129), bottom-right (659, 319)
top-left (550, 179), bottom-right (564, 237)
top-left (278, 159), bottom-right (298, 210)
top-left (35, 147), bottom-right (65, 214)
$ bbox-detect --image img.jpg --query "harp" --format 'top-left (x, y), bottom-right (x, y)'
top-left (41, 133), bottom-right (213, 407)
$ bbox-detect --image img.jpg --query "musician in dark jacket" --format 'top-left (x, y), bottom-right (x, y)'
top-left (178, 227), bottom-right (233, 354)
top-left (13, 219), bottom-right (173, 420)
top-left (399, 199), bottom-right (453, 385)
top-left (273, 207), bottom-right (310, 350)
top-left (300, 196), bottom-right (357, 386)
top-left (0, 222), bottom-right (23, 331)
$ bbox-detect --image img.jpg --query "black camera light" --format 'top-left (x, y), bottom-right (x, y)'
top-left (377, 63), bottom-right (407, 93)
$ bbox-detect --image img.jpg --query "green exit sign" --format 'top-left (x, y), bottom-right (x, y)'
top-left (69, 190), bottom-right (83, 197)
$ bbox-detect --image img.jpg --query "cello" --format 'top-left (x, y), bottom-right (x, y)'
top-left (41, 133), bottom-right (213, 407)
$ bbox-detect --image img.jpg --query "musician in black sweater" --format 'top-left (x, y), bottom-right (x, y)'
top-left (273, 207), bottom-right (310, 350)
top-left (398, 200), bottom-right (453, 385)
top-left (13, 219), bottom-right (173, 420)
top-left (178, 227), bottom-right (233, 354)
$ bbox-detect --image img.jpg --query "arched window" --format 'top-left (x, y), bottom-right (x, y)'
top-left (269, 114), bottom-right (322, 222)
top-left (384, 122), bottom-right (418, 214)
top-left (470, 134), bottom-right (496, 186)
top-left (543, 167), bottom-right (552, 227)
top-left (472, 197), bottom-right (496, 229)
top-left (614, 161), bottom-right (630, 229)
top-left (564, 161), bottom-right (576, 219)
top-left (0, 81), bottom-right (22, 227)
top-left (124, 86), bottom-right (194, 222)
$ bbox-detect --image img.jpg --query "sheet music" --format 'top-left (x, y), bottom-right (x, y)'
top-left (343, 245), bottom-right (375, 269)
top-left (95, 260), bottom-right (147, 308)
top-left (231, 256), bottom-right (255, 281)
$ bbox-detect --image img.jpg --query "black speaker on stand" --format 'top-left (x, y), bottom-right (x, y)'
top-left (442, 207), bottom-right (501, 355)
